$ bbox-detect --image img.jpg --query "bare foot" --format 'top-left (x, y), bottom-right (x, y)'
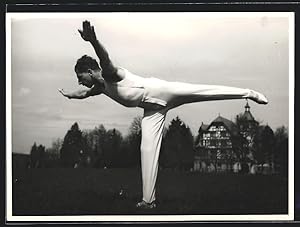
top-left (248, 89), bottom-right (268, 104)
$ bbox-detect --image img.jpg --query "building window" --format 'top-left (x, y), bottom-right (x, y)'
top-left (210, 126), bottom-right (216, 131)
top-left (204, 133), bottom-right (210, 138)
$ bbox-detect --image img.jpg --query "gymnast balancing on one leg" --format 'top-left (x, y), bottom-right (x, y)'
top-left (59, 20), bottom-right (268, 209)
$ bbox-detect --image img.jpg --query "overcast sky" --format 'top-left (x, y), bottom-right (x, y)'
top-left (8, 13), bottom-right (291, 154)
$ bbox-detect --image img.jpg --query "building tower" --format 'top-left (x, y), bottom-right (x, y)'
top-left (236, 100), bottom-right (259, 160)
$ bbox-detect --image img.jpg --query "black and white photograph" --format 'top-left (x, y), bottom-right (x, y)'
top-left (6, 11), bottom-right (294, 222)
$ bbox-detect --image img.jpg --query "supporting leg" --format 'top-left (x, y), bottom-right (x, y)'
top-left (140, 108), bottom-right (167, 204)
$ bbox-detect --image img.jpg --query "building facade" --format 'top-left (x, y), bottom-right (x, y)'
top-left (194, 102), bottom-right (258, 173)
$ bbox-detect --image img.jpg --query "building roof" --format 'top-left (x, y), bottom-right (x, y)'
top-left (198, 102), bottom-right (258, 137)
top-left (199, 122), bottom-right (210, 131)
top-left (210, 115), bottom-right (240, 136)
top-left (199, 116), bottom-right (239, 134)
top-left (242, 111), bottom-right (255, 121)
top-left (240, 101), bottom-right (256, 122)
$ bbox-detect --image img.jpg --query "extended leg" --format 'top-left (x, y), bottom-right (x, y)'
top-left (161, 82), bottom-right (268, 109)
top-left (139, 108), bottom-right (167, 204)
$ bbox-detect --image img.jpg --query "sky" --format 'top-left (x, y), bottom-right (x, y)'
top-left (8, 12), bottom-right (291, 154)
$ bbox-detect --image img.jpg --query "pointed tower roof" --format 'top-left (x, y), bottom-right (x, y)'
top-left (241, 100), bottom-right (255, 121)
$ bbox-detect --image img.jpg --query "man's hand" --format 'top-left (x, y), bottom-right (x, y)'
top-left (78, 20), bottom-right (97, 42)
top-left (58, 89), bottom-right (71, 99)
top-left (58, 87), bottom-right (101, 99)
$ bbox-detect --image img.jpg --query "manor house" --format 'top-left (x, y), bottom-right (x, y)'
top-left (194, 101), bottom-right (258, 173)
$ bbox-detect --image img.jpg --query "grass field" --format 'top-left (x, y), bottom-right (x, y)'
top-left (12, 168), bottom-right (288, 216)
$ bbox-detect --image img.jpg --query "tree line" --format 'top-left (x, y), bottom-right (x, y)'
top-left (29, 116), bottom-right (195, 170)
top-left (28, 115), bottom-right (288, 175)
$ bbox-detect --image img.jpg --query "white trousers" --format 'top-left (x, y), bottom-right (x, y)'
top-left (139, 83), bottom-right (266, 203)
top-left (140, 108), bottom-right (167, 203)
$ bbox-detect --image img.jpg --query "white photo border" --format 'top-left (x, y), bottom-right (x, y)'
top-left (5, 12), bottom-right (295, 222)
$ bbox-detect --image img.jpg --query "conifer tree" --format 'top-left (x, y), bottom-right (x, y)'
top-left (274, 126), bottom-right (288, 176)
top-left (30, 142), bottom-right (38, 168)
top-left (161, 117), bottom-right (194, 170)
top-left (125, 116), bottom-right (142, 167)
top-left (60, 122), bottom-right (85, 168)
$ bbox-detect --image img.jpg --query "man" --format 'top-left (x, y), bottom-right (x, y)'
top-left (59, 20), bottom-right (268, 209)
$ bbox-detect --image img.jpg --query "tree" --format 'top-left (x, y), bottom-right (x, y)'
top-left (103, 128), bottom-right (123, 167)
top-left (30, 142), bottom-right (46, 168)
top-left (60, 122), bottom-right (85, 168)
top-left (37, 144), bottom-right (46, 168)
top-left (92, 124), bottom-right (108, 167)
top-left (123, 116), bottom-right (142, 168)
top-left (253, 125), bottom-right (275, 167)
top-left (82, 125), bottom-right (105, 168)
top-left (46, 138), bottom-right (63, 161)
top-left (80, 133), bottom-right (94, 168)
top-left (51, 138), bottom-right (63, 159)
top-left (262, 125), bottom-right (275, 164)
top-left (161, 117), bottom-right (194, 170)
top-left (82, 125), bottom-right (126, 168)
top-left (274, 126), bottom-right (288, 176)
top-left (30, 142), bottom-right (38, 168)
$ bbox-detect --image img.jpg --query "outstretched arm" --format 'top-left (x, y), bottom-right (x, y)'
top-left (78, 21), bottom-right (123, 82)
top-left (59, 85), bottom-right (102, 99)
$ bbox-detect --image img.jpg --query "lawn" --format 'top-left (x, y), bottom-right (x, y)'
top-left (12, 168), bottom-right (288, 215)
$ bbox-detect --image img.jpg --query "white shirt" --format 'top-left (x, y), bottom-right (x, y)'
top-left (102, 68), bottom-right (168, 108)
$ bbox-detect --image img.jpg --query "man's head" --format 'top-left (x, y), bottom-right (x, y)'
top-left (74, 55), bottom-right (102, 88)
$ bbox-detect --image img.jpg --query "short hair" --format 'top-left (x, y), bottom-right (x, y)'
top-left (74, 55), bottom-right (100, 73)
